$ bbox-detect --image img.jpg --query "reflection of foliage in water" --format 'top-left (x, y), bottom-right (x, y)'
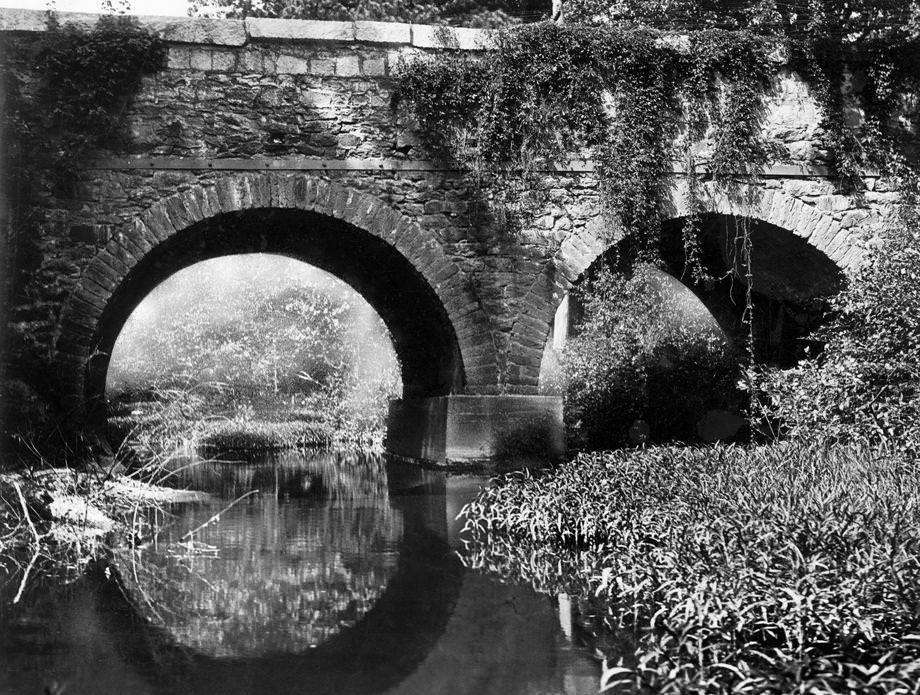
top-left (457, 532), bottom-right (627, 658)
top-left (117, 452), bottom-right (403, 658)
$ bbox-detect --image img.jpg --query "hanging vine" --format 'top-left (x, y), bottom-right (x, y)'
top-left (395, 3), bottom-right (920, 389)
top-left (395, 22), bottom-right (775, 278)
top-left (3, 13), bottom-right (165, 200)
top-left (1, 13), bottom-right (163, 408)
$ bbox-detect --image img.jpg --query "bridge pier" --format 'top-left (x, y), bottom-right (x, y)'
top-left (385, 395), bottom-right (565, 467)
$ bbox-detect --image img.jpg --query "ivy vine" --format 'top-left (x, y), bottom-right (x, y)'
top-left (1, 13), bottom-right (163, 395)
top-left (4, 13), bottom-right (165, 199)
top-left (395, 22), bottom-right (774, 275)
top-left (395, 6), bottom-right (920, 382)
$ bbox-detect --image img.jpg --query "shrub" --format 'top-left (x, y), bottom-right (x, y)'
top-left (461, 442), bottom-right (920, 693)
top-left (757, 184), bottom-right (920, 454)
top-left (563, 264), bottom-right (739, 449)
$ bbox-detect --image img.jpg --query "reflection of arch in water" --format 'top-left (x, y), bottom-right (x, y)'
top-left (123, 452), bottom-right (404, 658)
top-left (100, 455), bottom-right (466, 694)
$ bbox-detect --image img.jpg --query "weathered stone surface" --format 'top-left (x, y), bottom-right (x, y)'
top-left (168, 46), bottom-right (192, 70)
top-left (310, 58), bottom-right (334, 75)
top-left (211, 49), bottom-right (237, 71)
top-left (0, 12), bottom-right (905, 454)
top-left (147, 17), bottom-right (247, 46)
top-left (0, 8), bottom-right (98, 31)
top-left (189, 49), bottom-right (212, 72)
top-left (355, 20), bottom-right (411, 44)
top-left (246, 17), bottom-right (354, 42)
top-left (410, 24), bottom-right (495, 50)
top-left (276, 53), bottom-right (310, 74)
top-left (362, 57), bottom-right (387, 77)
top-left (335, 55), bottom-right (360, 77)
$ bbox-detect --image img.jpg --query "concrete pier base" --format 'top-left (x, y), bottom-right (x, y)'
top-left (385, 395), bottom-right (565, 466)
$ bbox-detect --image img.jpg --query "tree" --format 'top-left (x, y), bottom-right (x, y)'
top-left (192, 0), bottom-right (528, 27)
top-left (756, 181), bottom-right (920, 453)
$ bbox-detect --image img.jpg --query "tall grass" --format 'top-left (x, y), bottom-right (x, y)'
top-left (461, 443), bottom-right (920, 693)
top-left (109, 384), bottom-right (386, 454)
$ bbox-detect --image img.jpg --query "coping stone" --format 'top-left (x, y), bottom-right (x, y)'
top-left (146, 17), bottom-right (247, 46)
top-left (354, 20), bottom-right (411, 44)
top-left (246, 17), bottom-right (354, 42)
top-left (410, 24), bottom-right (494, 50)
top-left (0, 8), bottom-right (247, 46)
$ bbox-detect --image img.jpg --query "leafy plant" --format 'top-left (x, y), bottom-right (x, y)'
top-left (755, 174), bottom-right (920, 453)
top-left (461, 442), bottom-right (920, 693)
top-left (9, 14), bottom-right (164, 196)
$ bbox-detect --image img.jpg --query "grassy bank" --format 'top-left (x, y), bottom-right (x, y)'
top-left (108, 396), bottom-right (385, 455)
top-left (460, 443), bottom-right (920, 693)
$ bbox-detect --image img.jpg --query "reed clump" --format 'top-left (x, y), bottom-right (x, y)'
top-left (461, 442), bottom-right (920, 693)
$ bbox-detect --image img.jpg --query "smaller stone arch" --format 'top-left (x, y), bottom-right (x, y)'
top-left (669, 182), bottom-right (863, 270)
top-left (504, 182), bottom-right (856, 390)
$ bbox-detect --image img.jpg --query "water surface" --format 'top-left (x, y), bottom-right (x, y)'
top-left (1, 450), bottom-right (600, 694)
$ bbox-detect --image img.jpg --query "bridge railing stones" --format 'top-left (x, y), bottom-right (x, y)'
top-left (0, 8), bottom-right (496, 52)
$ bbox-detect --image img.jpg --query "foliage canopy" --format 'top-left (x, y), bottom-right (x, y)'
top-left (192, 0), bottom-right (521, 27)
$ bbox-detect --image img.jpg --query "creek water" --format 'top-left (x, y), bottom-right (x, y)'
top-left (0, 449), bottom-right (601, 694)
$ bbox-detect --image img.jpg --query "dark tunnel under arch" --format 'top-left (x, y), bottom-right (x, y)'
top-left (558, 213), bottom-right (848, 368)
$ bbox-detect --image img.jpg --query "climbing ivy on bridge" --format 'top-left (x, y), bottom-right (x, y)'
top-left (1, 13), bottom-right (163, 431)
top-left (395, 1), bottom-right (920, 270)
top-left (395, 1), bottom-right (920, 432)
top-left (4, 13), bottom-right (164, 198)
top-left (396, 22), bottom-right (774, 274)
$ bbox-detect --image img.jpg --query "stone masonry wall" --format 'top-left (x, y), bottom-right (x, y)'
top-left (0, 8), bottom-right (911, 405)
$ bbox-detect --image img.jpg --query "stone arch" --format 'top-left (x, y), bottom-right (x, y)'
top-left (505, 184), bottom-right (855, 390)
top-left (54, 173), bottom-right (499, 418)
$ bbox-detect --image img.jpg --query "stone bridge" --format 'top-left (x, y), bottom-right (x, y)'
top-left (0, 9), bottom-right (904, 463)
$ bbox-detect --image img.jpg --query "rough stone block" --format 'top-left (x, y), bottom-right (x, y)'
top-left (238, 48), bottom-right (263, 72)
top-left (810, 213), bottom-right (833, 245)
top-left (310, 58), bottom-right (335, 76)
top-left (150, 17), bottom-right (247, 46)
top-left (277, 53), bottom-right (310, 74)
top-left (362, 57), bottom-right (386, 77)
top-left (144, 207), bottom-right (176, 241)
top-left (84, 262), bottom-right (119, 292)
top-left (313, 180), bottom-right (333, 211)
top-left (795, 204), bottom-right (818, 238)
top-left (167, 46), bottom-right (191, 70)
top-left (816, 194), bottom-right (851, 212)
top-left (336, 55), bottom-right (360, 77)
top-left (189, 49), bottom-right (212, 72)
top-left (246, 18), bottom-right (354, 42)
top-left (165, 196), bottom-right (193, 230)
top-left (292, 176), bottom-right (315, 209)
top-left (410, 25), bottom-right (495, 50)
top-left (211, 49), bottom-right (236, 72)
top-left (0, 7), bottom-right (49, 31)
top-left (355, 20), bottom-right (411, 44)
top-left (79, 274), bottom-right (112, 302)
